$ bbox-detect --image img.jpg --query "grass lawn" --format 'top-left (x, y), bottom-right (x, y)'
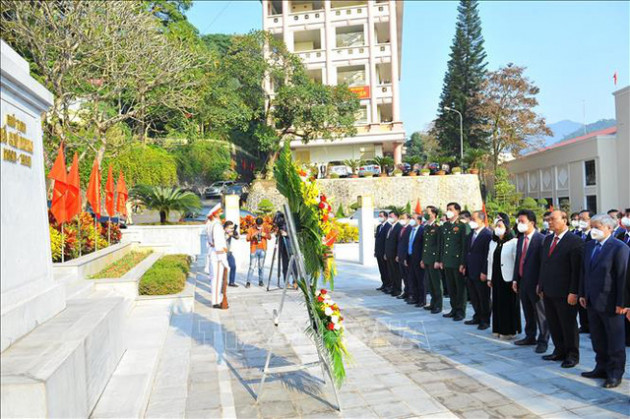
top-left (139, 254), bottom-right (191, 295)
top-left (90, 250), bottom-right (153, 279)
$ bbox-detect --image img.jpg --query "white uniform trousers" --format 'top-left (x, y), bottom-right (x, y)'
top-left (207, 247), bottom-right (229, 306)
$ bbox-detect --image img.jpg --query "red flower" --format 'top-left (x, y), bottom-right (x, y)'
top-left (327, 323), bottom-right (335, 331)
top-left (323, 214), bottom-right (329, 223)
top-left (320, 289), bottom-right (327, 295)
top-left (321, 195), bottom-right (327, 202)
top-left (332, 304), bottom-right (338, 311)
top-left (318, 202), bottom-right (325, 209)
top-left (317, 295), bottom-right (324, 302)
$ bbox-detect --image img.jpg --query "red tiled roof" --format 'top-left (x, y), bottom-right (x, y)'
top-left (523, 126), bottom-right (617, 157)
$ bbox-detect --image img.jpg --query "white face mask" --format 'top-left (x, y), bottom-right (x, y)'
top-left (578, 220), bottom-right (589, 230)
top-left (494, 226), bottom-right (506, 237)
top-left (590, 228), bottom-right (605, 241)
top-left (621, 217), bottom-right (630, 227)
top-left (542, 221), bottom-right (550, 230)
top-left (445, 210), bottom-right (455, 220)
top-left (388, 217), bottom-right (395, 224)
top-left (468, 221), bottom-right (479, 230)
top-left (517, 222), bottom-right (529, 233)
top-left (378, 216), bottom-right (386, 223)
top-left (399, 219), bottom-right (407, 227)
top-left (570, 220), bottom-right (579, 228)
top-left (409, 219), bottom-right (418, 227)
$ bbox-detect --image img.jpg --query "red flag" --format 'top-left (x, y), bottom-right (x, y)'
top-left (87, 157), bottom-right (101, 218)
top-left (549, 204), bottom-right (555, 212)
top-left (105, 165), bottom-right (115, 217)
top-left (613, 71), bottom-right (618, 85)
top-left (115, 171), bottom-right (128, 216)
top-left (414, 198), bottom-right (422, 215)
top-left (48, 144), bottom-right (68, 224)
top-left (65, 152), bottom-right (81, 220)
top-left (482, 202), bottom-right (488, 226)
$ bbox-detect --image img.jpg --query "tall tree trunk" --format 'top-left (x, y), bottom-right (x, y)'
top-left (160, 210), bottom-right (167, 224)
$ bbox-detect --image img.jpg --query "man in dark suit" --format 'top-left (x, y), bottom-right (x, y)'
top-left (615, 208), bottom-right (630, 347)
top-left (463, 210), bottom-right (492, 330)
top-left (406, 213), bottom-right (425, 306)
top-left (538, 210), bottom-right (584, 368)
top-left (513, 209), bottom-right (549, 353)
top-left (396, 213), bottom-right (412, 300)
top-left (579, 214), bottom-right (629, 388)
top-left (384, 211), bottom-right (402, 296)
top-left (575, 209), bottom-right (593, 334)
top-left (375, 211), bottom-right (391, 292)
top-left (421, 206), bottom-right (442, 313)
top-left (540, 211), bottom-right (552, 236)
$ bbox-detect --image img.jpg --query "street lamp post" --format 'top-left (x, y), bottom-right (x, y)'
top-left (444, 106), bottom-right (463, 167)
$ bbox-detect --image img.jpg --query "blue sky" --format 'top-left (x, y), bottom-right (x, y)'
top-left (186, 1), bottom-right (630, 135)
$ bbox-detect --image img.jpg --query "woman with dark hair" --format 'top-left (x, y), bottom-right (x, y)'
top-left (486, 213), bottom-right (522, 338)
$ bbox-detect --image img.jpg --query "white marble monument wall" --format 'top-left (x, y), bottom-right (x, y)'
top-left (1, 40), bottom-right (65, 351)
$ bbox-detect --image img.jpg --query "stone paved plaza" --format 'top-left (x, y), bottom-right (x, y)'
top-left (143, 244), bottom-right (630, 418)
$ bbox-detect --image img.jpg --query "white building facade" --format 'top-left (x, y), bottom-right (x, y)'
top-left (504, 86), bottom-right (630, 213)
top-left (262, 0), bottom-right (405, 164)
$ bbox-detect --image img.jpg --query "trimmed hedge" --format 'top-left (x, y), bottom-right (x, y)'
top-left (139, 254), bottom-right (191, 296)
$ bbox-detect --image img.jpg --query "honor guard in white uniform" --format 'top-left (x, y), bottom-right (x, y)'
top-left (205, 204), bottom-right (230, 308)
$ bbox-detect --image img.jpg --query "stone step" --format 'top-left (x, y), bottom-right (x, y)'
top-left (64, 278), bottom-right (94, 300)
top-left (0, 296), bottom-right (128, 418)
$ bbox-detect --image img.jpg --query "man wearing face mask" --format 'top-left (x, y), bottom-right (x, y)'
top-left (615, 209), bottom-right (630, 347)
top-left (421, 206), bottom-right (443, 313)
top-left (578, 214), bottom-right (629, 388)
top-left (406, 213), bottom-right (425, 306)
top-left (606, 209), bottom-right (623, 238)
top-left (540, 211), bottom-right (552, 235)
top-left (614, 208), bottom-right (630, 245)
top-left (570, 213), bottom-right (580, 234)
top-left (439, 202), bottom-right (470, 321)
top-left (375, 211), bottom-right (392, 292)
top-left (463, 211), bottom-right (493, 330)
top-left (396, 213), bottom-right (413, 300)
top-left (384, 211), bottom-right (403, 296)
top-left (513, 209), bottom-right (549, 353)
top-left (575, 209), bottom-right (594, 334)
top-left (538, 210), bottom-right (584, 368)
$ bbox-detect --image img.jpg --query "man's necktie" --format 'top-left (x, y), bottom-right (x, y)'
top-left (519, 235), bottom-right (529, 277)
top-left (548, 235), bottom-right (559, 256)
top-left (590, 243), bottom-right (603, 269)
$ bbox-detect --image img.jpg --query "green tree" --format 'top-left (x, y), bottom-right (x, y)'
top-left (486, 167), bottom-right (520, 218)
top-left (433, 0), bottom-right (488, 158)
top-left (100, 144), bottom-right (178, 188)
top-left (131, 185), bottom-right (201, 224)
top-left (405, 130), bottom-right (440, 162)
top-left (171, 140), bottom-right (232, 190)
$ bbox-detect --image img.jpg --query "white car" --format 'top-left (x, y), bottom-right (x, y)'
top-left (328, 164), bottom-right (352, 178)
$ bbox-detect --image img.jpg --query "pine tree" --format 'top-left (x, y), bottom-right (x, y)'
top-left (433, 0), bottom-right (488, 160)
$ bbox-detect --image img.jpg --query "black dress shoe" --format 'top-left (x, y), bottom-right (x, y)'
top-left (376, 286), bottom-right (385, 291)
top-left (423, 305), bottom-right (433, 311)
top-left (443, 311), bottom-right (455, 318)
top-left (397, 293), bottom-right (409, 299)
top-left (477, 322), bottom-right (490, 330)
top-left (535, 342), bottom-right (548, 354)
top-left (578, 326), bottom-right (590, 334)
top-left (603, 377), bottom-right (622, 388)
top-left (245, 282), bottom-right (251, 288)
top-left (382, 287), bottom-right (392, 294)
top-left (514, 337), bottom-right (537, 346)
top-left (228, 283), bottom-right (238, 287)
top-left (453, 315), bottom-right (464, 321)
top-left (415, 302), bottom-right (426, 308)
top-left (542, 353), bottom-right (564, 361)
top-left (464, 319), bottom-right (480, 325)
top-left (431, 307), bottom-right (442, 314)
top-left (212, 304), bottom-right (222, 309)
top-left (581, 369), bottom-right (607, 379)
top-left (407, 299), bottom-right (419, 305)
top-left (561, 358), bottom-right (578, 368)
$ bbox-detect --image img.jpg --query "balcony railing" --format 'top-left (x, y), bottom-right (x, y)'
top-left (374, 84), bottom-right (393, 99)
top-left (374, 43), bottom-right (392, 58)
top-left (288, 10), bottom-right (325, 25)
top-left (297, 49), bottom-right (326, 64)
top-left (333, 45), bottom-right (369, 60)
top-left (330, 5), bottom-right (368, 21)
top-left (373, 2), bottom-right (390, 18)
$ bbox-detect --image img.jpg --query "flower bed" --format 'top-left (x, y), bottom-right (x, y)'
top-left (89, 250), bottom-right (153, 279)
top-left (138, 254), bottom-right (191, 296)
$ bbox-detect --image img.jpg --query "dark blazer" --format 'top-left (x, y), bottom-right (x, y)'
top-left (385, 222), bottom-right (402, 259)
top-left (397, 225), bottom-right (412, 261)
top-left (538, 230), bottom-right (584, 298)
top-left (615, 229), bottom-right (630, 246)
top-left (513, 231), bottom-right (545, 289)
top-left (375, 222), bottom-right (391, 258)
top-left (575, 230), bottom-right (593, 242)
top-left (464, 228), bottom-right (492, 280)
top-left (408, 225), bottom-right (425, 265)
top-left (579, 237), bottom-right (629, 313)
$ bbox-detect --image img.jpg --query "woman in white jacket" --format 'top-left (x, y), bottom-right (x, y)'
top-left (486, 213), bottom-right (522, 338)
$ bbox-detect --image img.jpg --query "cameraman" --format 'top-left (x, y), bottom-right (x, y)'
top-left (246, 217), bottom-right (272, 288)
top-left (274, 211), bottom-right (294, 289)
top-left (224, 221), bottom-right (239, 287)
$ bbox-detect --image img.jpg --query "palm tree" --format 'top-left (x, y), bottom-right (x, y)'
top-left (343, 159), bottom-right (362, 175)
top-left (373, 156), bottom-right (394, 173)
top-left (131, 185), bottom-right (202, 224)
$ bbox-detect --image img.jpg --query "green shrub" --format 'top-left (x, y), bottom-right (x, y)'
top-left (90, 251), bottom-right (152, 279)
top-left (330, 173), bottom-right (340, 179)
top-left (139, 254), bottom-right (191, 295)
top-left (335, 204), bottom-right (345, 219)
top-left (257, 198), bottom-right (274, 215)
top-left (100, 144), bottom-right (178, 188)
top-left (171, 140), bottom-right (232, 186)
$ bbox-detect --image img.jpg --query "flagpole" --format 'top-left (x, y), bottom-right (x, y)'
top-left (77, 214), bottom-right (82, 257)
top-left (94, 214), bottom-right (98, 252)
top-left (61, 222), bottom-right (65, 263)
top-left (108, 216), bottom-right (111, 245)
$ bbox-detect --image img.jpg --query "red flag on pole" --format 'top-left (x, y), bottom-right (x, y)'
top-left (549, 204), bottom-right (554, 212)
top-left (48, 144), bottom-right (68, 224)
top-left (65, 152), bottom-right (81, 220)
top-left (87, 157), bottom-right (101, 218)
top-left (482, 202), bottom-right (488, 226)
top-left (105, 165), bottom-right (115, 217)
top-left (115, 171), bottom-right (128, 216)
top-left (414, 198), bottom-right (422, 215)
top-left (613, 71), bottom-right (618, 85)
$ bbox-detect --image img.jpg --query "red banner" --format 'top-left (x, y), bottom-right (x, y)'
top-left (349, 85), bottom-right (370, 99)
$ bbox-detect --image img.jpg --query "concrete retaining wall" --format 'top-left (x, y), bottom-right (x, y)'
top-left (122, 225), bottom-right (204, 256)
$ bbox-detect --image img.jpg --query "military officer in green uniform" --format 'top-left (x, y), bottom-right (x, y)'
top-left (421, 205), bottom-right (443, 313)
top-left (439, 202), bottom-right (470, 321)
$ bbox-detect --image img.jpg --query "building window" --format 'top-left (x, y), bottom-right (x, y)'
top-left (375, 22), bottom-right (390, 44)
top-left (375, 63), bottom-right (392, 84)
top-left (584, 160), bottom-right (596, 186)
top-left (293, 29), bottom-right (322, 51)
top-left (335, 25), bottom-right (365, 48)
top-left (558, 197), bottom-right (570, 212)
top-left (586, 195), bottom-right (597, 213)
top-left (337, 65), bottom-right (366, 87)
top-left (377, 103), bottom-right (393, 123)
top-left (355, 105), bottom-right (368, 125)
top-left (543, 197), bottom-right (553, 208)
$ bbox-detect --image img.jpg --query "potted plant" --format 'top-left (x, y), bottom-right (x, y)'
top-left (420, 168), bottom-right (430, 176)
top-left (344, 159), bottom-right (361, 178)
top-left (452, 167), bottom-right (462, 175)
top-left (436, 169), bottom-right (446, 176)
top-left (393, 168), bottom-right (403, 177)
top-left (330, 173), bottom-right (340, 179)
top-left (464, 148), bottom-right (485, 175)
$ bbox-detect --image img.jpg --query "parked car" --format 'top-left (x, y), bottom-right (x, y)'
top-left (358, 162), bottom-right (382, 177)
top-left (328, 161), bottom-right (352, 178)
top-left (204, 181), bottom-right (235, 198)
top-left (398, 163), bottom-right (412, 175)
top-left (226, 183), bottom-right (249, 204)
